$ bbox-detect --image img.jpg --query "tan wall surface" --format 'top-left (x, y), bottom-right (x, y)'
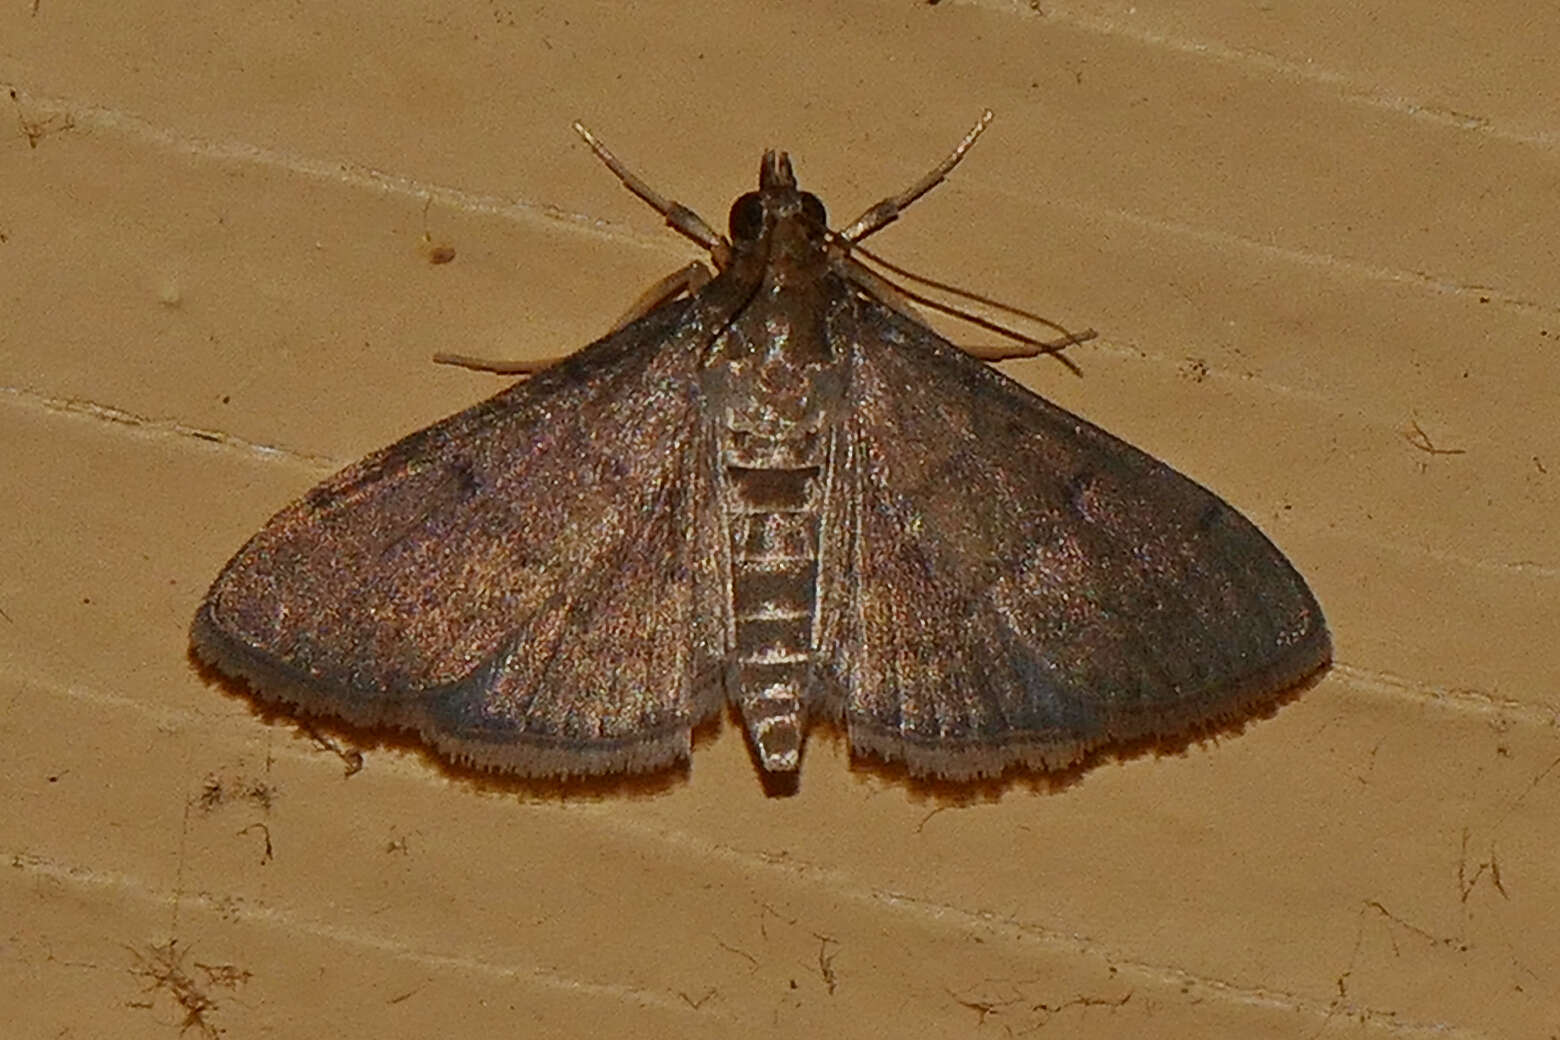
top-left (2, 2), bottom-right (1556, 1037)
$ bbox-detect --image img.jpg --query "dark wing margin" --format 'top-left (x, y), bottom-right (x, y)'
top-left (192, 302), bottom-right (727, 777)
top-left (823, 304), bottom-right (1330, 780)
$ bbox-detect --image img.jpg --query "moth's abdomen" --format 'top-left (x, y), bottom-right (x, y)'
top-left (723, 431), bottom-right (827, 773)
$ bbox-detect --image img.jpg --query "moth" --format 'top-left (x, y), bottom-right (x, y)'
top-left (192, 114), bottom-right (1330, 783)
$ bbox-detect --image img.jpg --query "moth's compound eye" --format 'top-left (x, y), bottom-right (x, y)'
top-left (728, 193), bottom-right (766, 243)
top-left (800, 193), bottom-right (828, 233)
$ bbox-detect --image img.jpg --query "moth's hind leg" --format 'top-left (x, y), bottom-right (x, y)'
top-left (431, 262), bottom-right (715, 376)
top-left (609, 261), bottom-right (713, 331)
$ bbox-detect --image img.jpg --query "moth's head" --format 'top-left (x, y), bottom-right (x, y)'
top-left (726, 150), bottom-right (831, 278)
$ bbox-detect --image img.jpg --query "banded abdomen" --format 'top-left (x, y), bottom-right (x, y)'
top-left (722, 422), bottom-right (829, 771)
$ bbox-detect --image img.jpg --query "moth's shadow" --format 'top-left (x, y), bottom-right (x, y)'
top-left (192, 650), bottom-right (1328, 804)
top-left (835, 668), bottom-right (1328, 806)
top-left (191, 650), bottom-right (710, 801)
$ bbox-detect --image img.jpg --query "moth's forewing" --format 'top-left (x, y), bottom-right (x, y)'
top-left (193, 302), bottom-right (728, 776)
top-left (195, 128), bottom-right (1330, 784)
top-left (826, 303), bottom-right (1330, 780)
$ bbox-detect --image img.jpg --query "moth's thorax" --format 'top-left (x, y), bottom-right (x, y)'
top-left (702, 282), bottom-right (847, 458)
top-left (760, 210), bottom-right (832, 287)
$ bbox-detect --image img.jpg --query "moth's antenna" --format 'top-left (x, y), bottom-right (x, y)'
top-left (831, 111), bottom-right (1093, 373)
top-left (836, 110), bottom-right (993, 246)
top-left (573, 122), bottom-right (727, 255)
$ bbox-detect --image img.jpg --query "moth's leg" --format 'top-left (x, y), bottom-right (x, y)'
top-left (432, 352), bottom-right (556, 376)
top-left (431, 262), bottom-right (714, 375)
top-left (432, 261), bottom-right (715, 375)
top-left (955, 339), bottom-right (1091, 361)
top-left (841, 256), bottom-right (926, 327)
top-left (842, 257), bottom-right (1093, 368)
top-left (836, 111), bottom-right (992, 246)
top-left (609, 261), bottom-right (713, 331)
